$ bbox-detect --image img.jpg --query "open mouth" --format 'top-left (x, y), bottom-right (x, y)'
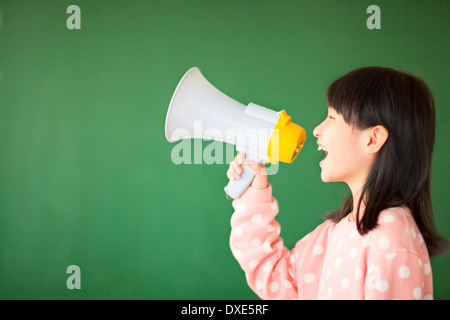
top-left (318, 144), bottom-right (328, 163)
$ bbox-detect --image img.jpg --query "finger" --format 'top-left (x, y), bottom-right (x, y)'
top-left (227, 163), bottom-right (241, 180)
top-left (236, 152), bottom-right (246, 165)
top-left (227, 168), bottom-right (235, 180)
top-left (246, 159), bottom-right (266, 175)
top-left (227, 167), bottom-right (237, 180)
top-left (232, 162), bottom-right (242, 175)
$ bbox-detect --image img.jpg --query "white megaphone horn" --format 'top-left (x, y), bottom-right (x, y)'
top-left (165, 67), bottom-right (306, 199)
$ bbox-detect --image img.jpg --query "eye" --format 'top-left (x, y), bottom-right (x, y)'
top-left (327, 115), bottom-right (335, 120)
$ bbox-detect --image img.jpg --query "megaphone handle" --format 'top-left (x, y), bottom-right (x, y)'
top-left (224, 158), bottom-right (256, 199)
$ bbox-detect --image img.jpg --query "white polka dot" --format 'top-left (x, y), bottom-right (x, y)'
top-left (336, 240), bottom-right (343, 249)
top-left (424, 263), bottom-right (431, 275)
top-left (418, 233), bottom-right (424, 244)
top-left (355, 268), bottom-right (362, 279)
top-left (410, 227), bottom-right (417, 239)
top-left (289, 253), bottom-right (295, 264)
top-left (250, 238), bottom-right (261, 247)
top-left (363, 236), bottom-right (371, 247)
top-left (398, 266), bottom-right (410, 279)
top-left (367, 264), bottom-right (377, 274)
top-left (267, 224), bottom-right (276, 232)
top-left (304, 273), bottom-right (315, 283)
top-left (269, 281), bottom-right (280, 292)
top-left (313, 245), bottom-right (323, 255)
top-left (335, 257), bottom-right (342, 268)
top-left (350, 230), bottom-right (359, 239)
top-left (284, 279), bottom-right (293, 288)
top-left (249, 260), bottom-right (258, 270)
top-left (233, 227), bottom-right (244, 237)
top-left (418, 259), bottom-right (423, 268)
top-left (255, 280), bottom-right (263, 291)
top-left (385, 252), bottom-right (396, 259)
top-left (378, 236), bottom-right (390, 250)
top-left (301, 233), bottom-right (311, 241)
top-left (288, 267), bottom-right (295, 278)
top-left (327, 287), bottom-right (333, 298)
top-left (341, 277), bottom-right (350, 289)
top-left (382, 215), bottom-right (395, 223)
top-left (376, 280), bottom-right (389, 292)
top-left (412, 287), bottom-right (422, 299)
top-left (262, 262), bottom-right (272, 272)
top-left (235, 203), bottom-right (247, 212)
top-left (349, 247), bottom-right (358, 258)
top-left (424, 294), bottom-right (433, 300)
top-left (262, 241), bottom-right (272, 252)
top-left (400, 207), bottom-right (410, 216)
top-left (251, 214), bottom-right (262, 224)
top-left (233, 249), bottom-right (242, 259)
top-left (270, 201), bottom-right (278, 210)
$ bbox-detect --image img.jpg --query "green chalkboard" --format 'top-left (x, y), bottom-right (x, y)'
top-left (0, 0), bottom-right (448, 299)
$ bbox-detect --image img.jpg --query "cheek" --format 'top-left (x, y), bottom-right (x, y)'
top-left (323, 133), bottom-right (365, 174)
top-left (336, 142), bottom-right (368, 179)
top-left (335, 135), bottom-right (363, 162)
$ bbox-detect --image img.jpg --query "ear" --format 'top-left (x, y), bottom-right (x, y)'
top-left (364, 125), bottom-right (389, 154)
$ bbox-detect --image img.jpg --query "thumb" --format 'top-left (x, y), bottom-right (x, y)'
top-left (246, 159), bottom-right (266, 176)
top-left (236, 152), bottom-right (246, 165)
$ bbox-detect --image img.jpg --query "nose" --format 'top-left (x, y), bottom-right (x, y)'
top-left (313, 122), bottom-right (322, 138)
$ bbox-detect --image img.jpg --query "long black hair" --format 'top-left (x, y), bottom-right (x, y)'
top-left (325, 66), bottom-right (449, 257)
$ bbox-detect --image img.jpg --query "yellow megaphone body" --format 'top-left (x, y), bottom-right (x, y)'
top-left (165, 67), bottom-right (306, 198)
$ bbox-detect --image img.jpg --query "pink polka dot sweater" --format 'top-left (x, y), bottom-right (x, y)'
top-left (229, 185), bottom-right (433, 300)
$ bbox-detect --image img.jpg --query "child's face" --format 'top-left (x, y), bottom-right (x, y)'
top-left (313, 107), bottom-right (373, 188)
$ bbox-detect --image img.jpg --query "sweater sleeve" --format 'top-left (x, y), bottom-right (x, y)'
top-left (229, 184), bottom-right (298, 299)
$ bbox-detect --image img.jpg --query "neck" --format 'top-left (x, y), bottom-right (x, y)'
top-left (348, 181), bottom-right (367, 222)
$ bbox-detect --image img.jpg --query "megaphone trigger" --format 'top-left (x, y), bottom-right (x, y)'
top-left (224, 155), bottom-right (256, 199)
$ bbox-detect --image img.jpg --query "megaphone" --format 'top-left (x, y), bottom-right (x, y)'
top-left (165, 67), bottom-right (306, 199)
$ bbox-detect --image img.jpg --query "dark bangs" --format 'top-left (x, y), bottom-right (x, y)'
top-left (324, 66), bottom-right (449, 257)
top-left (326, 66), bottom-right (397, 130)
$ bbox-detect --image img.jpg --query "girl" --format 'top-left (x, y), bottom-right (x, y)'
top-left (227, 66), bottom-right (449, 300)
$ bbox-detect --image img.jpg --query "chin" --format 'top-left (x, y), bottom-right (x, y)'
top-left (320, 172), bottom-right (331, 182)
top-left (320, 170), bottom-right (340, 183)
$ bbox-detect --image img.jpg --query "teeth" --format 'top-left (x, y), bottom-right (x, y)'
top-left (318, 145), bottom-right (327, 151)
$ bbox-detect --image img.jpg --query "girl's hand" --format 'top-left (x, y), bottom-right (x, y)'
top-left (227, 152), bottom-right (268, 190)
